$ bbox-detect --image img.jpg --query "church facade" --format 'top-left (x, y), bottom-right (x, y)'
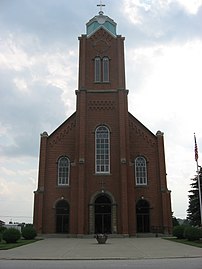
top-left (33, 11), bottom-right (172, 236)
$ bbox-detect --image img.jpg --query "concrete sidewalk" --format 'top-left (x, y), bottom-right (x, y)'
top-left (0, 237), bottom-right (201, 260)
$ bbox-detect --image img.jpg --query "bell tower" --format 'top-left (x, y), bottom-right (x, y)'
top-left (75, 7), bottom-right (130, 235)
top-left (78, 8), bottom-right (126, 91)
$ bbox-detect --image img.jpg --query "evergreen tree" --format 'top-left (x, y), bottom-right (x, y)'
top-left (172, 216), bottom-right (179, 227)
top-left (187, 168), bottom-right (202, 226)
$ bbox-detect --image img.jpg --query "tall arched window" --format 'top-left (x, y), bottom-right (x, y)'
top-left (135, 156), bottom-right (147, 185)
top-left (103, 57), bottom-right (109, 82)
top-left (95, 57), bottom-right (101, 82)
top-left (58, 157), bottom-right (70, 186)
top-left (95, 126), bottom-right (110, 173)
top-left (94, 57), bottom-right (110, 82)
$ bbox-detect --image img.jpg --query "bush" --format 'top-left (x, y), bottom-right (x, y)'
top-left (173, 225), bottom-right (185, 239)
top-left (0, 226), bottom-right (7, 234)
top-left (0, 227), bottom-right (7, 242)
top-left (2, 228), bottom-right (21, 243)
top-left (22, 226), bottom-right (37, 240)
top-left (184, 226), bottom-right (201, 241)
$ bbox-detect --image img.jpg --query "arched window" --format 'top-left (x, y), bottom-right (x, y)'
top-left (103, 57), bottom-right (109, 82)
top-left (135, 156), bottom-right (147, 185)
top-left (95, 126), bottom-right (110, 173)
top-left (58, 157), bottom-right (70, 186)
top-left (94, 57), bottom-right (110, 82)
top-left (95, 57), bottom-right (101, 82)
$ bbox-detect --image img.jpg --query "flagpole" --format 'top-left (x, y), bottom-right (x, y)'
top-left (196, 160), bottom-right (202, 226)
top-left (194, 134), bottom-right (202, 226)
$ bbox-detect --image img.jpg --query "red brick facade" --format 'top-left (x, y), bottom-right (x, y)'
top-left (33, 13), bottom-right (172, 236)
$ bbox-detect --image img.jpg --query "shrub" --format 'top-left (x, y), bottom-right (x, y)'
top-left (0, 226), bottom-right (7, 234)
top-left (0, 227), bottom-right (7, 242)
top-left (173, 225), bottom-right (185, 239)
top-left (22, 226), bottom-right (37, 240)
top-left (184, 226), bottom-right (201, 241)
top-left (2, 228), bottom-right (21, 243)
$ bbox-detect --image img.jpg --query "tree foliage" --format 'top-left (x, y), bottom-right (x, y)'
top-left (187, 169), bottom-right (202, 226)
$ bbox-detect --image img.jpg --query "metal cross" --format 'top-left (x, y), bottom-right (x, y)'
top-left (97, 0), bottom-right (105, 15)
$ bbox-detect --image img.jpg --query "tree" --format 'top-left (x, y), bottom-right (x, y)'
top-left (172, 216), bottom-right (179, 227)
top-left (187, 168), bottom-right (202, 226)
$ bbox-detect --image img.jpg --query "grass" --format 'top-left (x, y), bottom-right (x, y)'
top-left (165, 237), bottom-right (202, 248)
top-left (0, 239), bottom-right (40, 250)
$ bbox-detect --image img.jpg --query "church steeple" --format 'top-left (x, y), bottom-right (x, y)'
top-left (86, 3), bottom-right (117, 37)
top-left (79, 7), bottom-right (125, 91)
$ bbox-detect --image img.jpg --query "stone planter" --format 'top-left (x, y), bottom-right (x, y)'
top-left (95, 234), bottom-right (108, 244)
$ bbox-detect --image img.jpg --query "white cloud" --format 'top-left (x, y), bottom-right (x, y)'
top-left (177, 0), bottom-right (202, 14)
top-left (0, 34), bottom-right (33, 71)
top-left (0, 31), bottom-right (77, 156)
top-left (14, 78), bottom-right (29, 93)
top-left (127, 40), bottom-right (202, 120)
top-left (122, 0), bottom-right (172, 24)
top-left (0, 157), bottom-right (38, 223)
top-left (122, 0), bottom-right (202, 28)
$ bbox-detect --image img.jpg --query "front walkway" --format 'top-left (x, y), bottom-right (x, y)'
top-left (0, 237), bottom-right (201, 260)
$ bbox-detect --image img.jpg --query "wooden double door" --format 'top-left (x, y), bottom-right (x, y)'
top-left (94, 195), bottom-right (112, 234)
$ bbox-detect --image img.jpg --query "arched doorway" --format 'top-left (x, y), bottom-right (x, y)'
top-left (136, 199), bottom-right (150, 233)
top-left (94, 195), bottom-right (112, 234)
top-left (55, 200), bottom-right (69, 233)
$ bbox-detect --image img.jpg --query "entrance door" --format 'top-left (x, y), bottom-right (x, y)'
top-left (94, 195), bottom-right (111, 234)
top-left (56, 200), bottom-right (69, 233)
top-left (136, 199), bottom-right (150, 233)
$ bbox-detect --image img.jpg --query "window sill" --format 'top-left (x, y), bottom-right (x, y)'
top-left (94, 173), bottom-right (111, 176)
top-left (94, 81), bottom-right (110, 84)
top-left (135, 185), bottom-right (148, 188)
top-left (56, 185), bottom-right (70, 188)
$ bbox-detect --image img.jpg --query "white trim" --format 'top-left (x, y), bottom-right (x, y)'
top-left (135, 156), bottom-right (147, 186)
top-left (95, 125), bottom-right (110, 174)
top-left (58, 156), bottom-right (70, 186)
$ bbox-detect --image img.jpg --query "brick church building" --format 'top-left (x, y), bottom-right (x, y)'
top-left (33, 8), bottom-right (172, 236)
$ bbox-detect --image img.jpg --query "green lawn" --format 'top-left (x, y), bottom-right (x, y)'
top-left (165, 237), bottom-right (202, 248)
top-left (0, 239), bottom-right (40, 250)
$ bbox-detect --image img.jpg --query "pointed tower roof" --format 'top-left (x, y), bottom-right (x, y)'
top-left (86, 4), bottom-right (117, 37)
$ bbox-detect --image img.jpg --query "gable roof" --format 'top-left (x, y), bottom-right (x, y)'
top-left (128, 112), bottom-right (157, 139)
top-left (48, 112), bottom-right (76, 138)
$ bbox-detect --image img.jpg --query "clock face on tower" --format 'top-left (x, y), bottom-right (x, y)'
top-left (97, 15), bottom-right (106, 24)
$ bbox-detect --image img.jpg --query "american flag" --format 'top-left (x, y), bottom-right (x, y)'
top-left (194, 133), bottom-right (198, 162)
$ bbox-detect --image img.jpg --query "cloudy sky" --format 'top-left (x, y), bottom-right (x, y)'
top-left (0, 0), bottom-right (202, 224)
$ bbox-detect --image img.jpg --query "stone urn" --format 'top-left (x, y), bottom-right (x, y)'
top-left (95, 234), bottom-right (108, 244)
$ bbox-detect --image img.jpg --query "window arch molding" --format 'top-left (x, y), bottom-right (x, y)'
top-left (135, 156), bottom-right (148, 186)
top-left (94, 56), bottom-right (110, 83)
top-left (95, 125), bottom-right (110, 174)
top-left (57, 156), bottom-right (70, 186)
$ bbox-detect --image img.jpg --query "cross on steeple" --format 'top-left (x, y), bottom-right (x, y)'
top-left (97, 0), bottom-right (105, 15)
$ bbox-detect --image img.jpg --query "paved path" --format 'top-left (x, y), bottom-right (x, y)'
top-left (0, 238), bottom-right (201, 260)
